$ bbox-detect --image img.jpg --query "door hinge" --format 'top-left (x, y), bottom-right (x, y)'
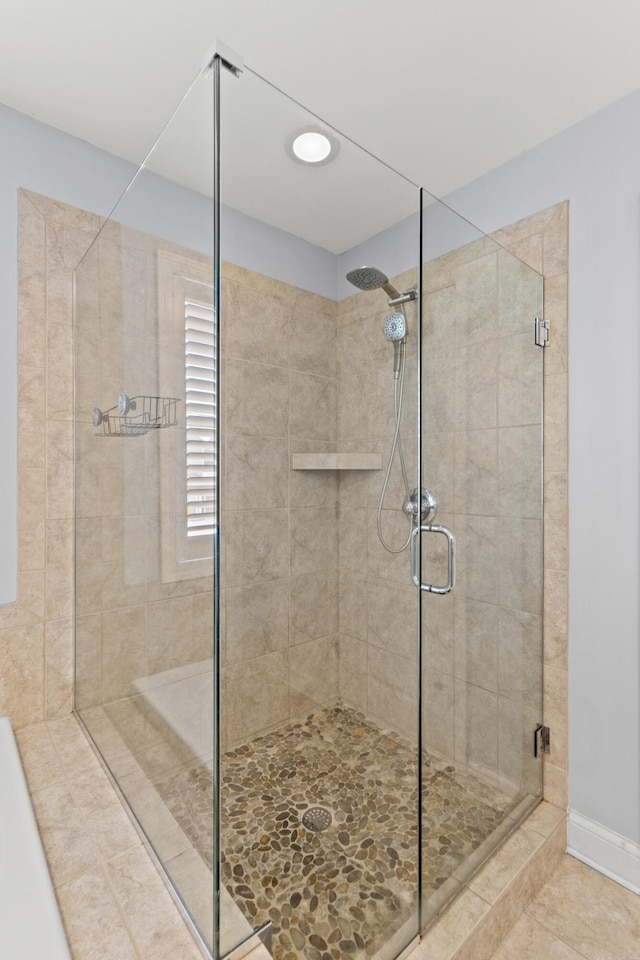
top-left (534, 724), bottom-right (550, 757)
top-left (534, 317), bottom-right (550, 348)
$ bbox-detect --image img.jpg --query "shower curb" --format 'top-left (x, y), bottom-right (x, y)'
top-left (410, 803), bottom-right (566, 960)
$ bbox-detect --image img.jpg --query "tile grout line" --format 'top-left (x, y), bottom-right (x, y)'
top-left (520, 904), bottom-right (593, 960)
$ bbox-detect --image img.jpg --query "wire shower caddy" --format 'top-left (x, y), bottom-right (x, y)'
top-left (92, 394), bottom-right (180, 437)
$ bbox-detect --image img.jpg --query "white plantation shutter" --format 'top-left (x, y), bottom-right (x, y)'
top-left (185, 300), bottom-right (216, 537)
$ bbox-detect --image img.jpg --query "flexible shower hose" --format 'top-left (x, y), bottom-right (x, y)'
top-left (376, 335), bottom-right (413, 553)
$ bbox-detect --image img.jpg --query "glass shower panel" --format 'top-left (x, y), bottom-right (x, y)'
top-left (74, 67), bottom-right (216, 951)
top-left (218, 62), bottom-right (422, 960)
top-left (419, 196), bottom-right (544, 924)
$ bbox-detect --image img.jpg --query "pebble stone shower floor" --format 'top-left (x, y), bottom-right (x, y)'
top-left (152, 705), bottom-right (511, 960)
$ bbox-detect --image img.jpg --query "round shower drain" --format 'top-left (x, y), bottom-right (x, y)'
top-left (302, 805), bottom-right (333, 833)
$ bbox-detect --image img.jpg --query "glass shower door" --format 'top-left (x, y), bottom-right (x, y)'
top-left (418, 196), bottom-right (544, 923)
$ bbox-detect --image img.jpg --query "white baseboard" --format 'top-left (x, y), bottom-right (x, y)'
top-left (567, 809), bottom-right (640, 894)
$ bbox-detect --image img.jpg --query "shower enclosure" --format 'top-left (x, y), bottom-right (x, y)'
top-left (73, 50), bottom-right (544, 960)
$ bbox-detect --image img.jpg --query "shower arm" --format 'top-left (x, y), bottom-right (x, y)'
top-left (387, 289), bottom-right (417, 307)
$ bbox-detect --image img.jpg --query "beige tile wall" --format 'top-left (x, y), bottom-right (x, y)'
top-left (2, 188), bottom-right (218, 780)
top-left (221, 263), bottom-right (340, 748)
top-left (3, 190), bottom-right (567, 807)
top-left (73, 218), bottom-right (214, 725)
top-left (0, 191), bottom-right (102, 730)
top-left (494, 203), bottom-right (569, 810)
top-left (419, 239), bottom-right (543, 797)
top-left (5, 190), bottom-right (343, 756)
top-left (335, 281), bottom-right (421, 740)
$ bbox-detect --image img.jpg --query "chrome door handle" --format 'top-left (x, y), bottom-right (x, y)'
top-left (411, 523), bottom-right (456, 594)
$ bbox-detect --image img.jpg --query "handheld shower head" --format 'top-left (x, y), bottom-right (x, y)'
top-left (346, 266), bottom-right (401, 300)
top-left (384, 313), bottom-right (407, 378)
top-left (383, 313), bottom-right (406, 342)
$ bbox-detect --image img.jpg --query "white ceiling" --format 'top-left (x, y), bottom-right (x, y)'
top-left (3, 0), bottom-right (640, 250)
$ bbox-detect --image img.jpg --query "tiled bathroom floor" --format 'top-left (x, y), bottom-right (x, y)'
top-left (16, 712), bottom-right (638, 960)
top-left (487, 854), bottom-right (640, 960)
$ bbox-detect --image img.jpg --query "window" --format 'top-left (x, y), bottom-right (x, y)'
top-left (157, 251), bottom-right (215, 583)
top-left (185, 301), bottom-right (216, 538)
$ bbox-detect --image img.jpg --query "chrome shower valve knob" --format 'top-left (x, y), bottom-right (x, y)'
top-left (402, 488), bottom-right (437, 523)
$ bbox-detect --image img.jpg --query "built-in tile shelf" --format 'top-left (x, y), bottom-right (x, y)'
top-left (292, 453), bottom-right (382, 471)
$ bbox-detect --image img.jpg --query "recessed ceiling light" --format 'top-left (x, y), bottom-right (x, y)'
top-left (286, 126), bottom-right (340, 166)
top-left (293, 131), bottom-right (331, 162)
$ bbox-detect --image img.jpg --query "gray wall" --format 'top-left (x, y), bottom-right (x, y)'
top-left (0, 105), bottom-right (136, 605)
top-left (446, 89), bottom-right (640, 852)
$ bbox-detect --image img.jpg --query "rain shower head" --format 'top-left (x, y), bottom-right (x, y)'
top-left (346, 266), bottom-right (401, 300)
